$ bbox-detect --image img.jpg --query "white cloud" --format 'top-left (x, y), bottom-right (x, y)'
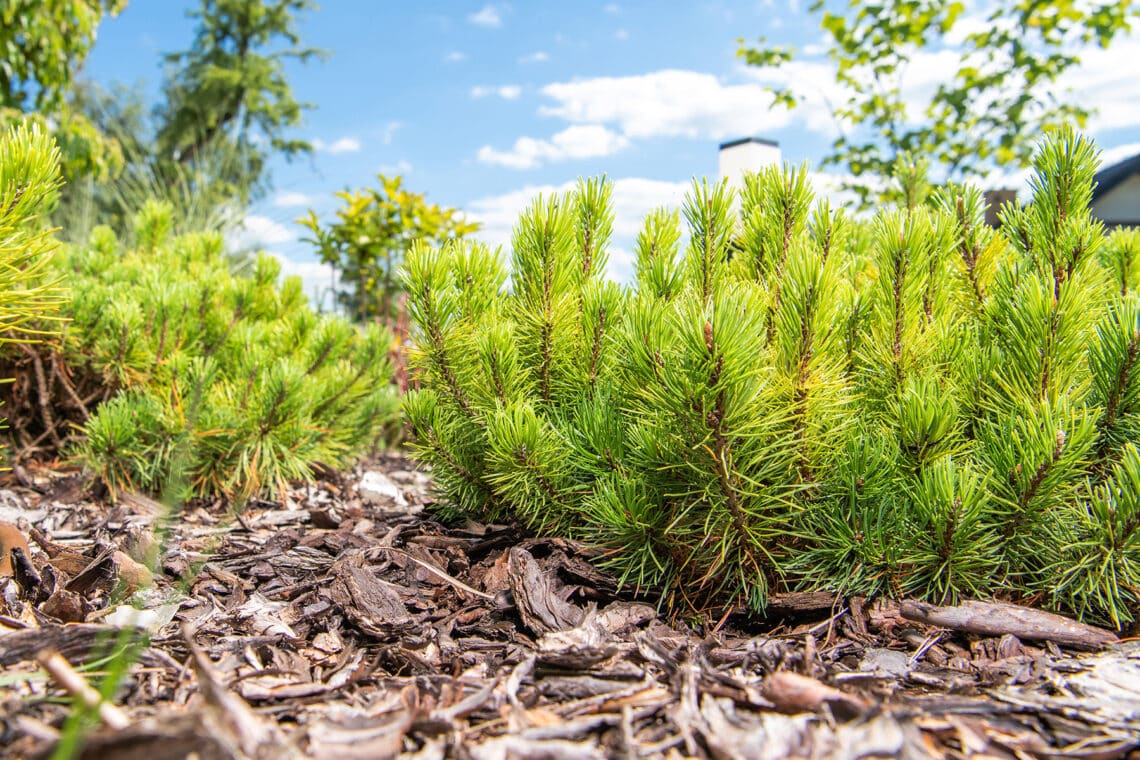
top-left (476, 125), bottom-right (630, 169)
top-left (614, 29), bottom-right (629, 41)
top-left (273, 191), bottom-right (314, 208)
top-left (737, 24), bottom-right (1140, 145)
top-left (471, 84), bottom-right (522, 100)
top-left (1059, 32), bottom-right (1140, 133)
top-left (603, 3), bottom-right (620, 12)
top-left (805, 170), bottom-right (885, 210)
top-left (538, 70), bottom-right (801, 141)
top-left (312, 137), bottom-right (362, 154)
top-left (468, 4), bottom-right (502, 27)
top-left (608, 246), bottom-right (634, 281)
top-left (1099, 141), bottom-right (1140, 170)
top-left (444, 50), bottom-right (466, 62)
top-left (268, 253), bottom-right (340, 310)
top-left (379, 159), bottom-right (413, 175)
top-left (231, 215), bottom-right (295, 250)
top-left (381, 121), bottom-right (402, 145)
top-left (519, 51), bottom-right (549, 64)
top-left (897, 28), bottom-right (1140, 139)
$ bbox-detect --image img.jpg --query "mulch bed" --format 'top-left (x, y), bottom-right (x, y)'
top-left (2, 453), bottom-right (1139, 759)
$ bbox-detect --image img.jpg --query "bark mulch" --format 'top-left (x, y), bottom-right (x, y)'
top-left (1, 454), bottom-right (1138, 759)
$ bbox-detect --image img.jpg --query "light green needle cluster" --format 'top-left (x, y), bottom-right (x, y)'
top-left (403, 132), bottom-right (1140, 626)
top-left (0, 122), bottom-right (67, 463)
top-left (0, 122), bottom-right (66, 348)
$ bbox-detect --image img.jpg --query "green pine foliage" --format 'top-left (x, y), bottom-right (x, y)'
top-left (404, 131), bottom-right (1140, 626)
top-left (0, 122), bottom-right (67, 456)
top-left (9, 199), bottom-right (396, 502)
top-left (0, 122), bottom-right (66, 347)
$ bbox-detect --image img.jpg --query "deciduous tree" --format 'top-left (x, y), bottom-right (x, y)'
top-left (739, 0), bottom-right (1137, 202)
top-left (0, 0), bottom-right (127, 181)
top-left (300, 175), bottom-right (480, 323)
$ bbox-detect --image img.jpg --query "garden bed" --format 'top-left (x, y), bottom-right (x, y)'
top-left (2, 455), bottom-right (1138, 759)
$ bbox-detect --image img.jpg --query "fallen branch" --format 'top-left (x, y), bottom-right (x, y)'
top-left (767, 591), bottom-right (840, 613)
top-left (900, 600), bottom-right (1117, 650)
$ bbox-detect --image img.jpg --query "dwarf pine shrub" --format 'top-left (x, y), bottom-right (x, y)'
top-left (3, 197), bottom-right (397, 502)
top-left (0, 123), bottom-right (67, 447)
top-left (404, 130), bottom-right (1140, 626)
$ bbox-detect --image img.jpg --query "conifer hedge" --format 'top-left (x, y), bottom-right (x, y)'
top-left (403, 130), bottom-right (1140, 625)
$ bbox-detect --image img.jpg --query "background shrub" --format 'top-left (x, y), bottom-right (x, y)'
top-left (3, 198), bottom-right (397, 502)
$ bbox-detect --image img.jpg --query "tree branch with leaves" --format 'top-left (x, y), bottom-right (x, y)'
top-left (739, 0), bottom-right (1138, 203)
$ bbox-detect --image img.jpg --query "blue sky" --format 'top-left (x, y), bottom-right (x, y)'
top-left (83, 1), bottom-right (1140, 293)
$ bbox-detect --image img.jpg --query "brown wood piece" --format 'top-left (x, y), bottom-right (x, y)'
top-left (900, 599), bottom-right (1117, 650)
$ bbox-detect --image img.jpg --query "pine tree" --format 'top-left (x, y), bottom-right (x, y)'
top-left (404, 129), bottom-right (1140, 625)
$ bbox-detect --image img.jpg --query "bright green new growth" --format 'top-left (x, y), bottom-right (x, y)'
top-left (0, 123), bottom-right (66, 345)
top-left (404, 131), bottom-right (1140, 626)
top-left (0, 123), bottom-right (67, 454)
top-left (26, 201), bottom-right (396, 502)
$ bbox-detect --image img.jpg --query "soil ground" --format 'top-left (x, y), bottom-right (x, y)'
top-left (2, 454), bottom-right (1138, 759)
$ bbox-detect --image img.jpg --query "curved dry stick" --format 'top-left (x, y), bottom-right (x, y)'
top-left (36, 650), bottom-right (130, 730)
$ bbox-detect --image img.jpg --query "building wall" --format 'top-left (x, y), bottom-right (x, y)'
top-left (1093, 173), bottom-right (1140, 227)
top-left (718, 140), bottom-right (781, 191)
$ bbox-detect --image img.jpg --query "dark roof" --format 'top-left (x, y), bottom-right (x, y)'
top-left (718, 136), bottom-right (779, 151)
top-left (1094, 153), bottom-right (1140, 202)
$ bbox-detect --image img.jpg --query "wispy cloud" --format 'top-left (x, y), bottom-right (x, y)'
top-left (468, 4), bottom-right (502, 27)
top-left (444, 50), bottom-right (466, 62)
top-left (273, 191), bottom-right (314, 208)
top-left (476, 125), bottom-right (629, 169)
top-left (312, 136), bottom-right (362, 154)
top-left (603, 3), bottom-right (621, 13)
top-left (381, 121), bottom-right (402, 145)
top-left (379, 159), bottom-right (413, 175)
top-left (231, 214), bottom-right (295, 249)
top-left (615, 29), bottom-right (629, 41)
top-left (519, 51), bottom-right (548, 64)
top-left (471, 84), bottom-right (522, 100)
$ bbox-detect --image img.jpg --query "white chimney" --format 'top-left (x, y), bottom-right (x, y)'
top-left (718, 137), bottom-right (781, 191)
